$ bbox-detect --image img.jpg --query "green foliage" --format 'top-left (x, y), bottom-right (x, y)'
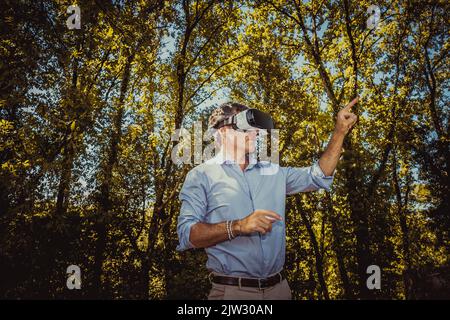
top-left (0, 0), bottom-right (448, 299)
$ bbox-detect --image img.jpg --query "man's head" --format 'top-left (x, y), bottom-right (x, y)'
top-left (208, 102), bottom-right (258, 155)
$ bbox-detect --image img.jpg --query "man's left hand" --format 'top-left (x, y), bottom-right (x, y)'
top-left (335, 97), bottom-right (359, 135)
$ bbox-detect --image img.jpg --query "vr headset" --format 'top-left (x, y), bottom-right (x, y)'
top-left (213, 109), bottom-right (274, 131)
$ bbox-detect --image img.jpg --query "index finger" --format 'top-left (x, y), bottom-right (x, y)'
top-left (259, 210), bottom-right (282, 221)
top-left (343, 96), bottom-right (359, 111)
top-left (261, 217), bottom-right (277, 225)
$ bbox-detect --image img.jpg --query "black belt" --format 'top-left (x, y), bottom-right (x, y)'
top-left (211, 271), bottom-right (285, 289)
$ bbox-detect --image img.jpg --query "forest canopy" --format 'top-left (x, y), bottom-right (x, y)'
top-left (0, 0), bottom-right (448, 299)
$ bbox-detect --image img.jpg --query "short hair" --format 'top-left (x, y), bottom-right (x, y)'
top-left (208, 102), bottom-right (249, 129)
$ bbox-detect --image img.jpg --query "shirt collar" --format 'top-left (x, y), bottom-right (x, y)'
top-left (206, 149), bottom-right (271, 168)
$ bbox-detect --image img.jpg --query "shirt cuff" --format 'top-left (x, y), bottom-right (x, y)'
top-left (312, 160), bottom-right (335, 179)
top-left (311, 161), bottom-right (334, 192)
top-left (176, 220), bottom-right (198, 252)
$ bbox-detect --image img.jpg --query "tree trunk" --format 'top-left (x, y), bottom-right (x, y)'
top-left (91, 52), bottom-right (134, 298)
top-left (295, 195), bottom-right (330, 299)
top-left (325, 193), bottom-right (353, 299)
top-left (55, 58), bottom-right (79, 216)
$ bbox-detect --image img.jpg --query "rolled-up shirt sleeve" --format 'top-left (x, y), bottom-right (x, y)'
top-left (176, 169), bottom-right (208, 251)
top-left (285, 161), bottom-right (334, 195)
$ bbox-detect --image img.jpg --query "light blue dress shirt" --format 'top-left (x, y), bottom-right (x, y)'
top-left (176, 151), bottom-right (334, 278)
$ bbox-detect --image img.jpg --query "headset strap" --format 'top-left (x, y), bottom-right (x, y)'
top-left (214, 115), bottom-right (236, 129)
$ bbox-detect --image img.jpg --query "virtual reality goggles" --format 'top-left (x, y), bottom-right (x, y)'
top-left (213, 108), bottom-right (274, 131)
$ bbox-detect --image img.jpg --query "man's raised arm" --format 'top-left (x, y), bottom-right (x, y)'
top-left (318, 97), bottom-right (359, 176)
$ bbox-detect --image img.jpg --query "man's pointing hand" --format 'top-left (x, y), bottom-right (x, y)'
top-left (335, 97), bottom-right (359, 135)
top-left (237, 210), bottom-right (282, 235)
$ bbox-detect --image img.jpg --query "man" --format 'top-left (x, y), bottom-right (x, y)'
top-left (177, 98), bottom-right (358, 300)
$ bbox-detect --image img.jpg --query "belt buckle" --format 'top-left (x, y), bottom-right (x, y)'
top-left (208, 272), bottom-right (214, 284)
top-left (258, 278), bottom-right (268, 290)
